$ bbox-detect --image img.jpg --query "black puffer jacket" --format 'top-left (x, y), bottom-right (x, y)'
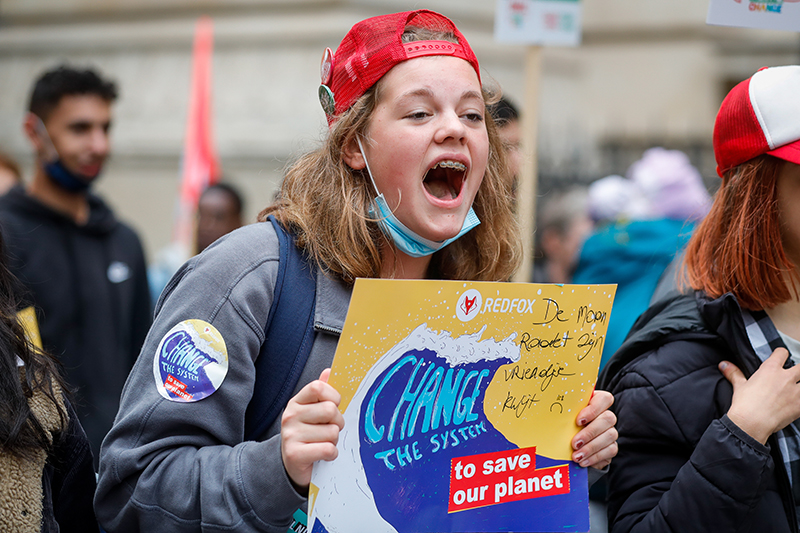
top-left (598, 291), bottom-right (797, 533)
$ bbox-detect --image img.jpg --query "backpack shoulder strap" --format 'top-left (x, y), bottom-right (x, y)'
top-left (244, 216), bottom-right (317, 441)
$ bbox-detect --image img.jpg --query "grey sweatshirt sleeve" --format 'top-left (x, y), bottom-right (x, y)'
top-left (95, 223), bottom-right (305, 533)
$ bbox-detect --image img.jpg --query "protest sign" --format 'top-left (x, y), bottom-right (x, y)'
top-left (707, 0), bottom-right (800, 31)
top-left (494, 1), bottom-right (583, 281)
top-left (495, 0), bottom-right (583, 46)
top-left (309, 279), bottom-right (616, 532)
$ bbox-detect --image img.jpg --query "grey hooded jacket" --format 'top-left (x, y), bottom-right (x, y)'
top-left (94, 221), bottom-right (351, 532)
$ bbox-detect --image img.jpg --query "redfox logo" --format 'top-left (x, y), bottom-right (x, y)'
top-left (463, 296), bottom-right (477, 315)
top-left (456, 289), bottom-right (482, 322)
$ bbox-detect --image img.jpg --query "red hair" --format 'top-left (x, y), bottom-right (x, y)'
top-left (684, 155), bottom-right (799, 310)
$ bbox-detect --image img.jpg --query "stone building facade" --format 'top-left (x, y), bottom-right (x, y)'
top-left (0, 0), bottom-right (798, 259)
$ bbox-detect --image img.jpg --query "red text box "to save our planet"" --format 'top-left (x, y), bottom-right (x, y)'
top-left (448, 446), bottom-right (570, 513)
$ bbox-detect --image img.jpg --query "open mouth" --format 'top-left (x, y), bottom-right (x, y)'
top-left (423, 160), bottom-right (467, 200)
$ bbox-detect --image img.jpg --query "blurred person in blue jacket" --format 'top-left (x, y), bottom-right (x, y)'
top-left (572, 147), bottom-right (711, 369)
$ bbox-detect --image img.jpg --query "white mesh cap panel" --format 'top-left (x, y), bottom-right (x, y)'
top-left (749, 66), bottom-right (800, 150)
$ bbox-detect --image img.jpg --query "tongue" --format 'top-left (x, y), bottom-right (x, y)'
top-left (424, 179), bottom-right (453, 199)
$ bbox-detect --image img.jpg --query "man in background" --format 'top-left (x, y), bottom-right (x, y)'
top-left (195, 182), bottom-right (244, 253)
top-left (0, 65), bottom-right (151, 461)
top-left (149, 182), bottom-right (244, 306)
top-left (490, 97), bottom-right (522, 195)
top-left (532, 186), bottom-right (593, 284)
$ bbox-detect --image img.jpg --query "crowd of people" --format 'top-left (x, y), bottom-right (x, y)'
top-left (1, 7), bottom-right (799, 533)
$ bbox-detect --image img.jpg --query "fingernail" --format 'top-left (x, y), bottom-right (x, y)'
top-left (719, 362), bottom-right (728, 371)
top-left (574, 452), bottom-right (584, 462)
top-left (574, 439), bottom-right (584, 450)
top-left (578, 418), bottom-right (587, 427)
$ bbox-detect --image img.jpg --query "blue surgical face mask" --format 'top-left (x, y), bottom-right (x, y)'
top-left (35, 117), bottom-right (96, 193)
top-left (358, 138), bottom-right (480, 258)
top-left (43, 160), bottom-right (93, 193)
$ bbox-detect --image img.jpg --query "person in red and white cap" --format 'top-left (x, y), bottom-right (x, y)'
top-left (96, 10), bottom-right (618, 533)
top-left (599, 64), bottom-right (800, 533)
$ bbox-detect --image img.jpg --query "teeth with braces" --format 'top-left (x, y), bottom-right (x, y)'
top-left (433, 161), bottom-right (467, 172)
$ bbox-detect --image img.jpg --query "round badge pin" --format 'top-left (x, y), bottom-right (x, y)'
top-left (152, 319), bottom-right (229, 403)
top-left (320, 47), bottom-right (333, 85)
top-left (319, 85), bottom-right (336, 116)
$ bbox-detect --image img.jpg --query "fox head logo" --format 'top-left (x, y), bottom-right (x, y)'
top-left (463, 296), bottom-right (477, 315)
top-left (456, 289), bottom-right (482, 322)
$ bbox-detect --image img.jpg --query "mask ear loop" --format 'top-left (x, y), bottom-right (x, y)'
top-left (357, 136), bottom-right (379, 195)
top-left (32, 116), bottom-right (60, 163)
top-left (357, 136), bottom-right (401, 214)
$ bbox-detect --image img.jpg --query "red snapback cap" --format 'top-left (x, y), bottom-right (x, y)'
top-left (713, 65), bottom-right (800, 177)
top-left (318, 10), bottom-right (480, 122)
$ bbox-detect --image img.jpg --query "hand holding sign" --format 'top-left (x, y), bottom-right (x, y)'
top-left (572, 390), bottom-right (617, 468)
top-left (281, 368), bottom-right (345, 489)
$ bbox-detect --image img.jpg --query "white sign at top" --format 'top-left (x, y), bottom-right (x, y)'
top-left (494, 0), bottom-right (582, 47)
top-left (707, 0), bottom-right (800, 32)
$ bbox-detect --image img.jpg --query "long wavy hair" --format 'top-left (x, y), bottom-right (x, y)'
top-left (261, 31), bottom-right (521, 282)
top-left (684, 155), bottom-right (799, 310)
top-left (0, 234), bottom-right (67, 459)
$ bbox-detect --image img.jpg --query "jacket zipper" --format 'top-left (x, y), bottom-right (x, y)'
top-left (315, 324), bottom-right (341, 336)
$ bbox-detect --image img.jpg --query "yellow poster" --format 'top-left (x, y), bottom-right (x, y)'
top-left (17, 306), bottom-right (42, 350)
top-left (311, 279), bottom-right (615, 533)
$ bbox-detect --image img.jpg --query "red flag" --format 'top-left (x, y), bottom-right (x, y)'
top-left (174, 16), bottom-right (220, 250)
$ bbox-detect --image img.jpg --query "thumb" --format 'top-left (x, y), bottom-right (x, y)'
top-left (319, 368), bottom-right (332, 383)
top-left (719, 360), bottom-right (746, 387)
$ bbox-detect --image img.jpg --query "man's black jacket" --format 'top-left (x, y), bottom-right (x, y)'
top-left (0, 186), bottom-right (151, 460)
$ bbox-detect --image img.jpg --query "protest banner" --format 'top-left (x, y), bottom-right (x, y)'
top-left (493, 0), bottom-right (583, 281)
top-left (707, 0), bottom-right (800, 31)
top-left (495, 0), bottom-right (582, 47)
top-left (309, 279), bottom-right (616, 532)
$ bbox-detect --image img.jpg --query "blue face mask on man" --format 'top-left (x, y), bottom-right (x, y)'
top-left (357, 138), bottom-right (480, 258)
top-left (44, 160), bottom-right (94, 193)
top-left (35, 117), bottom-right (96, 193)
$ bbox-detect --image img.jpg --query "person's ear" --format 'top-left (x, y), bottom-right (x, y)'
top-left (23, 113), bottom-right (46, 153)
top-left (342, 136), bottom-right (366, 170)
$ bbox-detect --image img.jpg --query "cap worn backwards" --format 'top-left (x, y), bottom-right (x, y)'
top-left (318, 10), bottom-right (481, 124)
top-left (713, 65), bottom-right (800, 177)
